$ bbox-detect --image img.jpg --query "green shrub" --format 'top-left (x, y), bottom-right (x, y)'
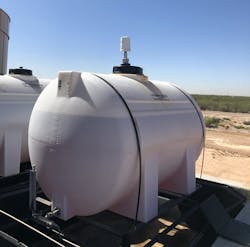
top-left (243, 121), bottom-right (250, 125)
top-left (234, 125), bottom-right (245, 129)
top-left (204, 116), bottom-right (221, 128)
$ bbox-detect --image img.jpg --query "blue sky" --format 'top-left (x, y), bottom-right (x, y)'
top-left (1, 0), bottom-right (250, 96)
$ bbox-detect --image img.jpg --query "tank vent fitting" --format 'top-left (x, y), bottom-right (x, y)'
top-left (113, 36), bottom-right (143, 75)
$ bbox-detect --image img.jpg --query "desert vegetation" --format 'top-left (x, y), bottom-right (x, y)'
top-left (204, 116), bottom-right (221, 128)
top-left (192, 94), bottom-right (250, 113)
top-left (243, 120), bottom-right (250, 125)
top-left (204, 115), bottom-right (249, 130)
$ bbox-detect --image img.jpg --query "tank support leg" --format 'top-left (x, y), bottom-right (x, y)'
top-left (137, 154), bottom-right (159, 222)
top-left (159, 147), bottom-right (196, 194)
top-left (110, 155), bottom-right (159, 223)
top-left (0, 130), bottom-right (22, 176)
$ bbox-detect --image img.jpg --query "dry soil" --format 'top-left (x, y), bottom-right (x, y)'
top-left (196, 111), bottom-right (250, 190)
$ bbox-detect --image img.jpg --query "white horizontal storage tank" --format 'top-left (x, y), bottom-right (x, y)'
top-left (0, 8), bottom-right (10, 75)
top-left (29, 71), bottom-right (205, 222)
top-left (0, 71), bottom-right (50, 176)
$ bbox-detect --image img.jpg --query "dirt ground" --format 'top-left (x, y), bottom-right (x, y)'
top-left (196, 111), bottom-right (250, 190)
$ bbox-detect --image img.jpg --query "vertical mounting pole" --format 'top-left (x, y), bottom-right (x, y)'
top-left (29, 165), bottom-right (37, 214)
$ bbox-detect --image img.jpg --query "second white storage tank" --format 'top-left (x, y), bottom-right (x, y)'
top-left (0, 70), bottom-right (50, 176)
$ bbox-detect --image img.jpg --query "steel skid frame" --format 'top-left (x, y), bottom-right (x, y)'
top-left (0, 170), bottom-right (246, 247)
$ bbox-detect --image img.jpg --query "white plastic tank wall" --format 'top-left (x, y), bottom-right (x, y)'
top-left (0, 73), bottom-right (50, 176)
top-left (28, 71), bottom-right (205, 222)
top-left (0, 9), bottom-right (10, 75)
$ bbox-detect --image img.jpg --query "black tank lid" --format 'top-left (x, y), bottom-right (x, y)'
top-left (9, 67), bottom-right (33, 76)
top-left (113, 64), bottom-right (143, 75)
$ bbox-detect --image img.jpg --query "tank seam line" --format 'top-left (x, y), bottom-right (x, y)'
top-left (92, 73), bottom-right (142, 222)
